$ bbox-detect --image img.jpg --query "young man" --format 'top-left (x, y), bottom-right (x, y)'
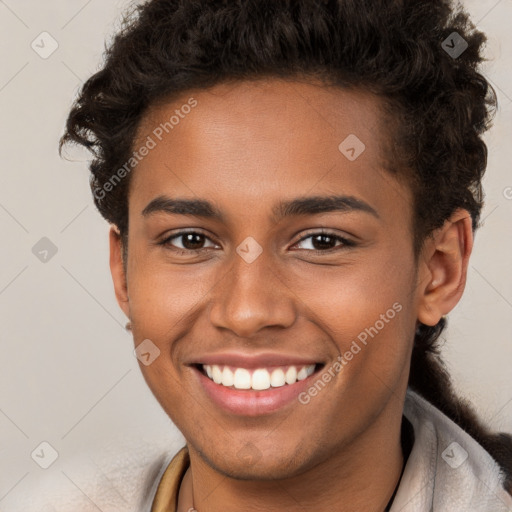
top-left (60, 0), bottom-right (512, 510)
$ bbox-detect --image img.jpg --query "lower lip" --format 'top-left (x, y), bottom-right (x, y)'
top-left (192, 366), bottom-right (321, 416)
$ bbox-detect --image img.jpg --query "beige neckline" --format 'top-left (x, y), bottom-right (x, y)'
top-left (151, 446), bottom-right (190, 512)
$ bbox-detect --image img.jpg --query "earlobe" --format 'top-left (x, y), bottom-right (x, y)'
top-left (109, 226), bottom-right (130, 319)
top-left (416, 209), bottom-right (473, 326)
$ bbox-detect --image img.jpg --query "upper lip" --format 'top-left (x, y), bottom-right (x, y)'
top-left (189, 352), bottom-right (324, 369)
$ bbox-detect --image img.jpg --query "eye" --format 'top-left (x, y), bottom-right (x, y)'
top-left (292, 230), bottom-right (356, 253)
top-left (159, 230), bottom-right (218, 254)
top-left (158, 229), bottom-right (356, 256)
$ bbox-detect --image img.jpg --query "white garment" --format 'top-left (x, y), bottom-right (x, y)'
top-left (390, 389), bottom-right (512, 511)
top-left (5, 388), bottom-right (511, 511)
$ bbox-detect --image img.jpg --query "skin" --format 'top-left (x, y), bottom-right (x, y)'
top-left (109, 78), bottom-right (473, 511)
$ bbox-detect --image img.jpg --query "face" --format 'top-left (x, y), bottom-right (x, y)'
top-left (113, 78), bottom-right (424, 479)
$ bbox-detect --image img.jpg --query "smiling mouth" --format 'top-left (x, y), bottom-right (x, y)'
top-left (194, 363), bottom-right (324, 391)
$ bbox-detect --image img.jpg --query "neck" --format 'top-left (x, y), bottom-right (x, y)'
top-left (178, 395), bottom-right (406, 512)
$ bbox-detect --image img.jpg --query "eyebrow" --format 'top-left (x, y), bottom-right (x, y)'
top-left (141, 194), bottom-right (380, 221)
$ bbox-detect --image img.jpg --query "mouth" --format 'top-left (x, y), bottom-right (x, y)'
top-left (190, 361), bottom-right (325, 416)
top-left (194, 363), bottom-right (321, 390)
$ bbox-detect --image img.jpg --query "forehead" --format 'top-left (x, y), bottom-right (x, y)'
top-left (137, 78), bottom-right (386, 155)
top-left (130, 78), bottom-right (410, 224)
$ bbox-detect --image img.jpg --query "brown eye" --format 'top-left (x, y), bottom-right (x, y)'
top-left (293, 231), bottom-right (356, 253)
top-left (177, 232), bottom-right (207, 250)
top-left (159, 230), bottom-right (217, 254)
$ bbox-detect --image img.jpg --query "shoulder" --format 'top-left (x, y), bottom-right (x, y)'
top-left (390, 388), bottom-right (512, 512)
top-left (2, 435), bottom-right (182, 512)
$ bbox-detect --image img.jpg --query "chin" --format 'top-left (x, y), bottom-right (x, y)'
top-left (196, 444), bottom-right (319, 481)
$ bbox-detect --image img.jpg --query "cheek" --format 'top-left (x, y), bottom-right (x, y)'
top-left (291, 250), bottom-right (414, 337)
top-left (126, 254), bottom-right (215, 339)
top-left (294, 252), bottom-right (415, 393)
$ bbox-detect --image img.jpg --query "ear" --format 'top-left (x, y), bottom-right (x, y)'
top-left (416, 208), bottom-right (474, 326)
top-left (109, 225), bottom-right (130, 319)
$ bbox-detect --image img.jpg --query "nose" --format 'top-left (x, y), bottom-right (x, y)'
top-left (209, 249), bottom-right (297, 338)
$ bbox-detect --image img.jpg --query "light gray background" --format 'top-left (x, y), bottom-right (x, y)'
top-left (0, 0), bottom-right (511, 509)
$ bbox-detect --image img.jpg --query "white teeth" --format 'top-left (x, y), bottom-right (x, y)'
top-left (297, 367), bottom-right (308, 380)
top-left (221, 366), bottom-right (234, 387)
top-left (251, 369), bottom-right (271, 390)
top-left (270, 368), bottom-right (286, 387)
top-left (285, 366), bottom-right (297, 385)
top-left (202, 364), bottom-right (316, 390)
top-left (212, 365), bottom-right (222, 384)
top-left (233, 368), bottom-right (251, 389)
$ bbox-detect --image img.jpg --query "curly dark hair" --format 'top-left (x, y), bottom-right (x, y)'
top-left (59, 0), bottom-right (512, 492)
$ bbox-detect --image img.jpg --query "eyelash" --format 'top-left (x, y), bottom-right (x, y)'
top-left (158, 229), bottom-right (356, 256)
